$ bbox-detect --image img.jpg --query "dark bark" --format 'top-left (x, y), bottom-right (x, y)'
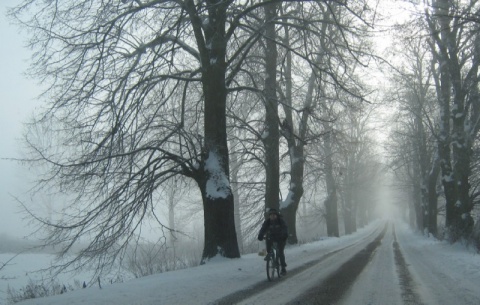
top-left (412, 174), bottom-right (424, 232)
top-left (415, 114), bottom-right (429, 233)
top-left (196, 0), bottom-right (240, 260)
top-left (200, 179), bottom-right (239, 260)
top-left (324, 131), bottom-right (339, 237)
top-left (343, 157), bottom-right (355, 235)
top-left (427, 0), bottom-right (478, 239)
top-left (231, 150), bottom-right (243, 253)
top-left (278, 25), bottom-right (306, 244)
top-left (281, 202), bottom-right (297, 244)
top-left (427, 159), bottom-right (440, 236)
top-left (278, 18), bottom-right (299, 244)
top-left (263, 1), bottom-right (280, 213)
top-left (280, 144), bottom-right (304, 244)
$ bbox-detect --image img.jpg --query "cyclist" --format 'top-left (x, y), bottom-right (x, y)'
top-left (257, 208), bottom-right (288, 275)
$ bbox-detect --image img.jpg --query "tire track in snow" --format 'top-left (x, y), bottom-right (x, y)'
top-left (392, 224), bottom-right (425, 305)
top-left (213, 224), bottom-right (385, 305)
top-left (287, 224), bottom-right (387, 304)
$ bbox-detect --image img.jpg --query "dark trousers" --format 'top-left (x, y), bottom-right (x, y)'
top-left (266, 238), bottom-right (286, 268)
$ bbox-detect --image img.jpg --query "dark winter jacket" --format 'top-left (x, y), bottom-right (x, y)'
top-left (258, 217), bottom-right (288, 241)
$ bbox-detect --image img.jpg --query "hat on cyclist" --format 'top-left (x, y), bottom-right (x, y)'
top-left (268, 208), bottom-right (279, 216)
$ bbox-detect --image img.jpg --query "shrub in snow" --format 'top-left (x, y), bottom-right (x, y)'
top-left (6, 278), bottom-right (77, 303)
top-left (125, 242), bottom-right (201, 278)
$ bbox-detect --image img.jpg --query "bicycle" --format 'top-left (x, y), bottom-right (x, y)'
top-left (265, 237), bottom-right (282, 281)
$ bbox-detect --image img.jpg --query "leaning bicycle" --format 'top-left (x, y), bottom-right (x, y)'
top-left (265, 237), bottom-right (282, 281)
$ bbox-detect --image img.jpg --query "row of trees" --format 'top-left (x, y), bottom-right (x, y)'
top-left (11, 0), bottom-right (385, 277)
top-left (387, 0), bottom-right (480, 245)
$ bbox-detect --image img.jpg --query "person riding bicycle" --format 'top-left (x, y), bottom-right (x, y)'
top-left (257, 208), bottom-right (288, 275)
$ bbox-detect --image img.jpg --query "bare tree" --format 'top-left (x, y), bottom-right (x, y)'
top-left (9, 0), bottom-right (384, 279)
top-left (387, 30), bottom-right (441, 235)
top-left (262, 0), bottom-right (281, 216)
top-left (10, 0), bottom-right (314, 274)
top-left (424, 0), bottom-right (480, 240)
top-left (336, 107), bottom-right (385, 232)
top-left (322, 123), bottom-right (340, 237)
top-left (276, 0), bottom-right (375, 241)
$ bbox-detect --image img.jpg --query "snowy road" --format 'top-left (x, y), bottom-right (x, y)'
top-left (216, 223), bottom-right (387, 304)
top-left (338, 223), bottom-right (403, 305)
top-left (394, 224), bottom-right (480, 305)
top-left (12, 220), bottom-right (480, 305)
top-left (339, 223), bottom-right (480, 305)
top-left (216, 222), bottom-right (480, 305)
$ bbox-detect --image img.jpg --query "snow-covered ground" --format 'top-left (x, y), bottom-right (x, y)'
top-left (394, 222), bottom-right (480, 305)
top-left (340, 222), bottom-right (480, 305)
top-left (1, 219), bottom-right (480, 305)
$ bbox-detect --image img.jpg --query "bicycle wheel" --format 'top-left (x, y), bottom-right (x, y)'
top-left (275, 253), bottom-right (282, 278)
top-left (266, 254), bottom-right (276, 281)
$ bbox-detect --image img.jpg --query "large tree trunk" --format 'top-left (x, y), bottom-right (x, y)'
top-left (429, 0), bottom-right (455, 230)
top-left (428, 0), bottom-right (477, 239)
top-left (436, 69), bottom-right (456, 228)
top-left (413, 176), bottom-right (424, 232)
top-left (231, 149), bottom-right (243, 253)
top-left (279, 22), bottom-right (304, 244)
top-left (201, 79), bottom-right (240, 260)
top-left (198, 0), bottom-right (239, 260)
top-left (263, 1), bottom-right (280, 214)
top-left (200, 179), bottom-right (239, 261)
top-left (415, 114), bottom-right (429, 233)
top-left (343, 155), bottom-right (355, 235)
top-left (427, 160), bottom-right (440, 236)
top-left (324, 131), bottom-right (339, 237)
top-left (281, 143), bottom-right (304, 244)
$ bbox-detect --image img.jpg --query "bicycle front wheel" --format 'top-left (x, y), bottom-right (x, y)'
top-left (266, 255), bottom-right (276, 281)
top-left (275, 255), bottom-right (282, 278)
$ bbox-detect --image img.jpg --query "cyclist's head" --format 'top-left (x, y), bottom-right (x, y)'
top-left (268, 208), bottom-right (279, 218)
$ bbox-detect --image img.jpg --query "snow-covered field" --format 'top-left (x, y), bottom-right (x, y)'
top-left (1, 219), bottom-right (480, 305)
top-left (0, 252), bottom-right (131, 304)
top-left (0, 253), bottom-right (61, 302)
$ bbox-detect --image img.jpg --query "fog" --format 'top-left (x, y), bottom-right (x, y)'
top-left (0, 0), bottom-right (42, 239)
top-left (0, 0), bottom-right (412, 247)
top-left (2, 2), bottom-right (480, 304)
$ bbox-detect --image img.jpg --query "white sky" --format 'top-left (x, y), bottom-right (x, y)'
top-left (0, 1), bottom-right (41, 238)
top-left (1, 219), bottom-right (479, 304)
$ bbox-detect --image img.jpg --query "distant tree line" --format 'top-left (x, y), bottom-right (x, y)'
top-left (386, 0), bottom-right (480, 248)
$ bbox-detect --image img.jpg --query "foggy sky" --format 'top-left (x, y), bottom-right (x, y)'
top-left (0, 1), bottom-right (40, 238)
top-left (0, 0), bottom-right (402, 240)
